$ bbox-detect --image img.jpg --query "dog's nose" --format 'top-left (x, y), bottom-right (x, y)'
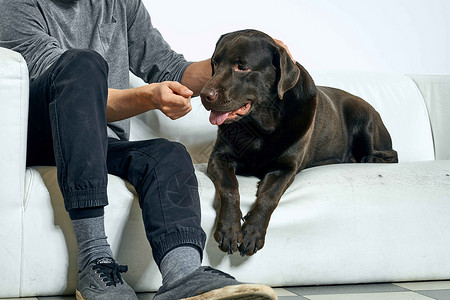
top-left (200, 88), bottom-right (218, 102)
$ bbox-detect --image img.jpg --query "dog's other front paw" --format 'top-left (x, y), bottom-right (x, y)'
top-left (239, 222), bottom-right (266, 256)
top-left (214, 222), bottom-right (243, 254)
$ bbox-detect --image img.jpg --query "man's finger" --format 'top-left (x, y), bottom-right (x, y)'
top-left (274, 38), bottom-right (295, 62)
top-left (167, 81), bottom-right (193, 98)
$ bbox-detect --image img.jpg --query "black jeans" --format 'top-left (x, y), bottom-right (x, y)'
top-left (27, 49), bottom-right (206, 264)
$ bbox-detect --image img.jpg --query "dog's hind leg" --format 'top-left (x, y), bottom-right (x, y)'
top-left (352, 116), bottom-right (398, 163)
top-left (361, 149), bottom-right (398, 163)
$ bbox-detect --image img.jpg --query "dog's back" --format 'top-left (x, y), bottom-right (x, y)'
top-left (303, 86), bottom-right (397, 167)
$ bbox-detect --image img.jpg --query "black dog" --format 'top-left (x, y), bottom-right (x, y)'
top-left (200, 29), bottom-right (398, 256)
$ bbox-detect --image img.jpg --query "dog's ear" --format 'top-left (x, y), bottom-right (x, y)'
top-left (274, 45), bottom-right (300, 100)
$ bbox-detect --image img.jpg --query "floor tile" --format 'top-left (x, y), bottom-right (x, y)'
top-left (286, 283), bottom-right (408, 295)
top-left (37, 293), bottom-right (156, 300)
top-left (305, 291), bottom-right (434, 300)
top-left (274, 288), bottom-right (299, 296)
top-left (10, 282), bottom-right (450, 300)
top-left (38, 297), bottom-right (74, 300)
top-left (3, 298), bottom-right (39, 300)
top-left (394, 281), bottom-right (450, 291)
top-left (137, 293), bottom-right (155, 300)
top-left (416, 289), bottom-right (450, 300)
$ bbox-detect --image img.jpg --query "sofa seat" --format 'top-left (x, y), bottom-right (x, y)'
top-left (12, 160), bottom-right (449, 296)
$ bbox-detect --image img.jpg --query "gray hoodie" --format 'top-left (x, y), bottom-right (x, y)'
top-left (0, 0), bottom-right (191, 140)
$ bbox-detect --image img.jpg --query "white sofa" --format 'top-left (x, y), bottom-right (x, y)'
top-left (1, 46), bottom-right (450, 297)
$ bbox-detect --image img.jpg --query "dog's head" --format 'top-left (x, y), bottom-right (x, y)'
top-left (200, 29), bottom-right (301, 126)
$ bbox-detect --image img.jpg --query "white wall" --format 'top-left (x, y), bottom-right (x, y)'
top-left (143, 0), bottom-right (449, 75)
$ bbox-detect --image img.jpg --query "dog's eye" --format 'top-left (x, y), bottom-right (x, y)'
top-left (235, 64), bottom-right (250, 72)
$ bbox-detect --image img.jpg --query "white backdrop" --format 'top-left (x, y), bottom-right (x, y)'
top-left (143, 0), bottom-right (449, 75)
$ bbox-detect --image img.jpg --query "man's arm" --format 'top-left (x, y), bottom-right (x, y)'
top-left (181, 59), bottom-right (212, 96)
top-left (106, 59), bottom-right (212, 123)
top-left (107, 38), bottom-right (293, 122)
top-left (106, 81), bottom-right (194, 122)
top-left (108, 36), bottom-right (294, 122)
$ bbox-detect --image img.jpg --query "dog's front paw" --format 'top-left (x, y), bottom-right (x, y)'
top-left (214, 221), bottom-right (243, 254)
top-left (239, 221), bottom-right (266, 256)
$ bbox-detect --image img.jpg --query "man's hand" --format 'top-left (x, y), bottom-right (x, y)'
top-left (106, 81), bottom-right (193, 122)
top-left (273, 38), bottom-right (295, 62)
top-left (145, 81), bottom-right (193, 120)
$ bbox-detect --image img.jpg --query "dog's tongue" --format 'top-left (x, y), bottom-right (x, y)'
top-left (209, 111), bottom-right (230, 126)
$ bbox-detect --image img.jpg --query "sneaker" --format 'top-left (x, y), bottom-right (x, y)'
top-left (153, 266), bottom-right (278, 300)
top-left (76, 257), bottom-right (138, 300)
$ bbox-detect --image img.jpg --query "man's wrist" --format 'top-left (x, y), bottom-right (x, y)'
top-left (181, 59), bottom-right (212, 96)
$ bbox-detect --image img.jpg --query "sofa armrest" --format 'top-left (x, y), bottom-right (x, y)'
top-left (408, 75), bottom-right (450, 160)
top-left (0, 47), bottom-right (29, 203)
top-left (0, 47), bottom-right (29, 296)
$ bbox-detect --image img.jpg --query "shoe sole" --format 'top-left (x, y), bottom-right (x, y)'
top-left (182, 284), bottom-right (278, 300)
top-left (75, 290), bottom-right (85, 300)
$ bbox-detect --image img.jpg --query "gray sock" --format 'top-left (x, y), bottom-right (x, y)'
top-left (159, 246), bottom-right (201, 286)
top-left (71, 215), bottom-right (114, 271)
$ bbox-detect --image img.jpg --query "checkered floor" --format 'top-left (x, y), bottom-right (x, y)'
top-left (6, 280), bottom-right (450, 300)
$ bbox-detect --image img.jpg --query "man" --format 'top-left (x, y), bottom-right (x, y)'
top-left (0, 0), bottom-right (280, 299)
